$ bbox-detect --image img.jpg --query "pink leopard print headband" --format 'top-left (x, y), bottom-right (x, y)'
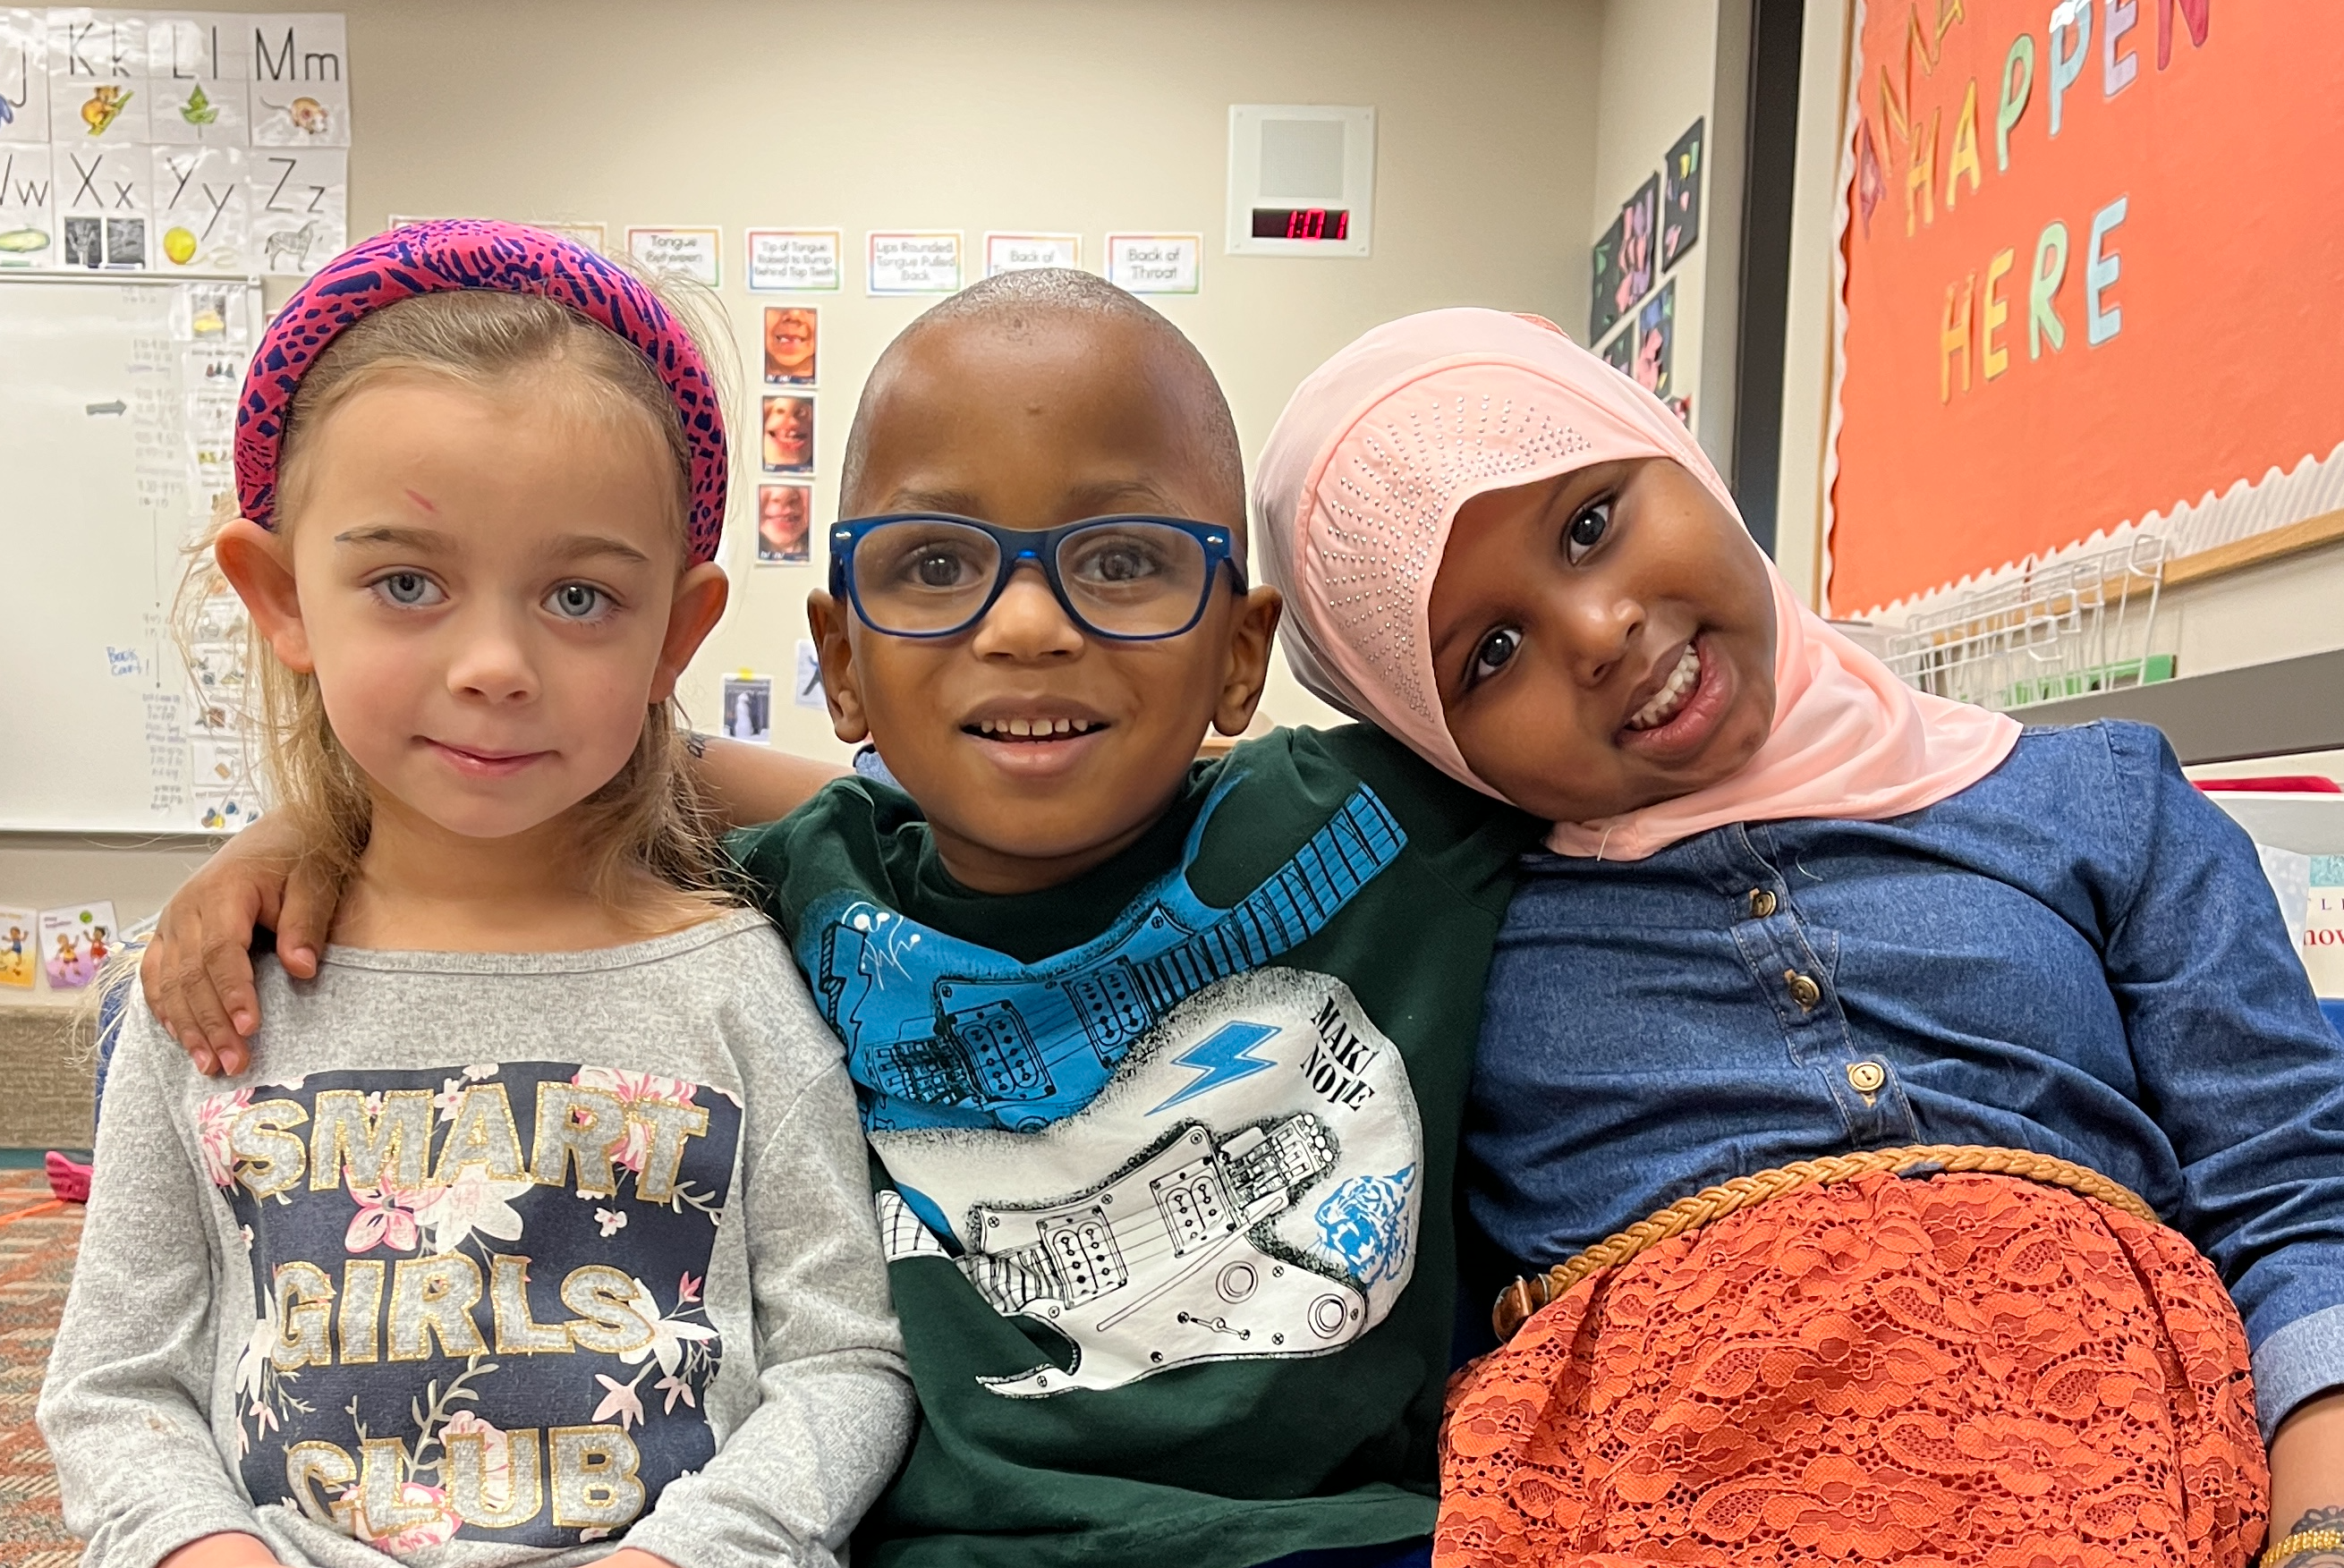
top-left (235, 219), bottom-right (729, 563)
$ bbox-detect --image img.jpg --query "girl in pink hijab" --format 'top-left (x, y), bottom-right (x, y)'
top-left (1258, 309), bottom-right (2344, 1568)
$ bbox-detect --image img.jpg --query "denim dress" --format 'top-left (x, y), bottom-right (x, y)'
top-left (1465, 720), bottom-right (2344, 1442)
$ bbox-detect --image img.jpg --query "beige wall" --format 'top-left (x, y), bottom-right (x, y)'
top-left (3, 0), bottom-right (1618, 1002)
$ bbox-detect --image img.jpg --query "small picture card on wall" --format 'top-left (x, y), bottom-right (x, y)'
top-left (762, 306), bottom-right (817, 385)
top-left (984, 231), bottom-right (1080, 276)
top-left (755, 482), bottom-right (812, 564)
top-left (57, 143), bottom-right (152, 269)
top-left (156, 144), bottom-right (251, 271)
top-left (867, 230), bottom-right (962, 294)
top-left (760, 394), bottom-right (813, 474)
top-left (1661, 117), bottom-right (1703, 271)
top-left (40, 902), bottom-right (118, 991)
top-left (0, 906), bottom-right (37, 990)
top-left (246, 13), bottom-right (352, 148)
top-left (47, 13), bottom-right (147, 146)
top-left (747, 228), bottom-right (842, 292)
top-left (627, 225), bottom-right (721, 287)
top-left (250, 147), bottom-right (346, 275)
top-left (0, 12), bottom-right (50, 148)
top-left (0, 146), bottom-right (55, 268)
top-left (720, 674), bottom-right (772, 746)
top-left (1106, 233), bottom-right (1200, 294)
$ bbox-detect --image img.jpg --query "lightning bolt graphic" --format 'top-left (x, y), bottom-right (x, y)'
top-left (1148, 1021), bottom-right (1280, 1115)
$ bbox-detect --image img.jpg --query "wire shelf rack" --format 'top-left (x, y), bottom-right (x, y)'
top-left (1880, 535), bottom-right (2172, 713)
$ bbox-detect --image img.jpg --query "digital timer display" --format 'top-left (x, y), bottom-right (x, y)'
top-left (1250, 207), bottom-right (1353, 242)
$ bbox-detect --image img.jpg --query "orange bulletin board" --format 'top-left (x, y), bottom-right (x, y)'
top-left (1828, 1), bottom-right (2344, 614)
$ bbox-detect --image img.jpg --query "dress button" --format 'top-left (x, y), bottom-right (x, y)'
top-left (1748, 888), bottom-right (1778, 919)
top-left (1784, 970), bottom-right (1823, 1009)
top-left (1846, 1061), bottom-right (1887, 1094)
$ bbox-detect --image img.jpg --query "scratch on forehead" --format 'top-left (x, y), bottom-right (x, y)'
top-left (403, 487), bottom-right (438, 514)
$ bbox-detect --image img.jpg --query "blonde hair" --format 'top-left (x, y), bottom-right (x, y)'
top-left (180, 287), bottom-right (740, 923)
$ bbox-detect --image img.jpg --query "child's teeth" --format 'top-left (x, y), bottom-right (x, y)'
top-left (975, 716), bottom-right (1100, 738)
top-left (1626, 645), bottom-right (1703, 731)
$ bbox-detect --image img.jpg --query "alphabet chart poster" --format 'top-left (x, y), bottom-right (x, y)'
top-left (0, 10), bottom-right (351, 275)
top-left (1830, 3), bottom-right (2344, 614)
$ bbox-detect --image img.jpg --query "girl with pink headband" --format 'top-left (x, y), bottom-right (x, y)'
top-left (1257, 308), bottom-right (2344, 1568)
top-left (39, 223), bottom-right (909, 1568)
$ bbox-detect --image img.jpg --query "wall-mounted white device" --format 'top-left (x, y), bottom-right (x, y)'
top-left (1226, 104), bottom-right (1376, 258)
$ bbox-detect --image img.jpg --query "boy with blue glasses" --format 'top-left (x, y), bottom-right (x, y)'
top-left (139, 270), bottom-right (1539, 1568)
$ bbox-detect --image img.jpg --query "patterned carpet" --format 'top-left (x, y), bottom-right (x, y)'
top-left (0, 1165), bottom-right (82, 1566)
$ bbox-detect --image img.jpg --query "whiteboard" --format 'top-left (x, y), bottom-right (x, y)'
top-left (0, 272), bottom-right (264, 834)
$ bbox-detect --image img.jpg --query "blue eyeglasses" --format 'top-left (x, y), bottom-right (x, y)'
top-left (828, 513), bottom-right (1246, 641)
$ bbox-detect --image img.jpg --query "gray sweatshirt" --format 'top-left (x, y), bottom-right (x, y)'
top-left (39, 911), bottom-right (912, 1568)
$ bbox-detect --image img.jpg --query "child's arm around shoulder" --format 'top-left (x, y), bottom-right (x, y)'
top-left (37, 1005), bottom-right (276, 1568)
top-left (140, 741), bottom-right (847, 1075)
top-left (618, 925), bottom-right (912, 1568)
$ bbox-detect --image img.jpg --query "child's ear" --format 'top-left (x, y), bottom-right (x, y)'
top-left (1211, 586), bottom-right (1284, 736)
top-left (805, 590), bottom-right (870, 744)
top-left (213, 518), bottom-right (314, 674)
top-left (650, 564), bottom-right (729, 703)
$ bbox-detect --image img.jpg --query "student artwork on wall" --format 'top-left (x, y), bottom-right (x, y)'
top-left (755, 482), bottom-right (811, 564)
top-left (1600, 320), bottom-right (1635, 376)
top-left (39, 901), bottom-right (115, 990)
top-left (1617, 176), bottom-right (1657, 319)
top-left (720, 675), bottom-right (772, 746)
top-left (0, 906), bottom-right (36, 988)
top-left (1589, 208), bottom-right (1627, 343)
top-left (1635, 280), bottom-right (1674, 399)
top-left (762, 306), bottom-right (816, 386)
top-left (1830, 2), bottom-right (2340, 614)
top-left (1590, 177), bottom-right (1657, 343)
top-left (760, 394), bottom-right (812, 474)
top-left (0, 11), bottom-right (351, 274)
top-left (1661, 118), bottom-right (1703, 270)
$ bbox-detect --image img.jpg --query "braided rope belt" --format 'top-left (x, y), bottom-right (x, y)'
top-left (1491, 1143), bottom-right (2158, 1341)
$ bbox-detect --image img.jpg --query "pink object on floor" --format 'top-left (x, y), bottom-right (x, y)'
top-left (44, 1151), bottom-right (89, 1204)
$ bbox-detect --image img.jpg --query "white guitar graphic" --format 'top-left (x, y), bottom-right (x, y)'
top-left (874, 970), bottom-right (1422, 1397)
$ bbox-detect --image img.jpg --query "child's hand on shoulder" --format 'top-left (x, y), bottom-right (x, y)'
top-left (141, 809), bottom-right (338, 1075)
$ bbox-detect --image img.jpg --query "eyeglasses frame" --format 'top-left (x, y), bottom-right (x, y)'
top-left (827, 512), bottom-right (1249, 642)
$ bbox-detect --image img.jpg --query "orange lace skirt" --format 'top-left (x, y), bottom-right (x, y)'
top-left (1438, 1170), bottom-right (2267, 1568)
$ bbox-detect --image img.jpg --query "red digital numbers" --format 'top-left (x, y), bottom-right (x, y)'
top-left (1251, 208), bottom-right (1353, 242)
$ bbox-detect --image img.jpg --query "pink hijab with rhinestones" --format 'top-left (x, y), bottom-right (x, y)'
top-left (1254, 308), bottom-right (2019, 860)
